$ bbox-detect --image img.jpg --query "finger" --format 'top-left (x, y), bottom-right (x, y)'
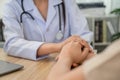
top-left (81, 40), bottom-right (89, 48)
top-left (79, 48), bottom-right (89, 64)
top-left (72, 63), bottom-right (79, 67)
top-left (72, 35), bottom-right (80, 39)
top-left (73, 41), bottom-right (82, 48)
top-left (69, 35), bottom-right (81, 42)
top-left (80, 40), bottom-right (92, 52)
top-left (55, 55), bottom-right (59, 61)
top-left (71, 63), bottom-right (80, 69)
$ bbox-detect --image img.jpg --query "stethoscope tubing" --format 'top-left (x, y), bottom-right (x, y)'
top-left (58, 5), bottom-right (62, 31)
top-left (20, 0), bottom-right (65, 40)
top-left (20, 0), bottom-right (64, 28)
top-left (20, 0), bottom-right (35, 23)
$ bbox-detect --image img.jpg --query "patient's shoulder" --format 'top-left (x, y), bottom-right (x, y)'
top-left (82, 39), bottom-right (120, 80)
top-left (102, 39), bottom-right (120, 55)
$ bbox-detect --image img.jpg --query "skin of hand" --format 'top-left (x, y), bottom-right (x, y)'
top-left (46, 41), bottom-right (89, 80)
top-left (57, 35), bottom-right (84, 52)
top-left (37, 35), bottom-right (83, 56)
top-left (56, 38), bottom-right (94, 65)
top-left (72, 50), bottom-right (95, 68)
top-left (58, 41), bottom-right (90, 64)
top-left (37, 35), bottom-right (94, 59)
top-left (78, 40), bottom-right (95, 63)
top-left (56, 35), bottom-right (93, 58)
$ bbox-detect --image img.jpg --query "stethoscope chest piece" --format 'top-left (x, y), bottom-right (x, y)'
top-left (56, 31), bottom-right (63, 40)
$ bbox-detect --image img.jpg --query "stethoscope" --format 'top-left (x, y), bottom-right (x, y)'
top-left (20, 0), bottom-right (65, 40)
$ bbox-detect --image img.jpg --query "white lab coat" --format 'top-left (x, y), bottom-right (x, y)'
top-left (2, 0), bottom-right (93, 60)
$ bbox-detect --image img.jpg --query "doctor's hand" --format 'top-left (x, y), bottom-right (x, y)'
top-left (57, 35), bottom-right (93, 53)
top-left (58, 41), bottom-right (90, 64)
top-left (57, 35), bottom-right (80, 52)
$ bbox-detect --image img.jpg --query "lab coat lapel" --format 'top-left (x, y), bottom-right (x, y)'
top-left (24, 0), bottom-right (45, 23)
top-left (46, 0), bottom-right (63, 27)
top-left (22, 0), bottom-right (43, 22)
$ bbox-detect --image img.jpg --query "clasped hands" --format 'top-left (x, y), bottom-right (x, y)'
top-left (57, 35), bottom-right (95, 66)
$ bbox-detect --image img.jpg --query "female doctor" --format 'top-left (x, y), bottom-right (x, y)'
top-left (2, 0), bottom-right (93, 60)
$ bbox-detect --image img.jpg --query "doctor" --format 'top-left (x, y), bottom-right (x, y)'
top-left (3, 0), bottom-right (93, 60)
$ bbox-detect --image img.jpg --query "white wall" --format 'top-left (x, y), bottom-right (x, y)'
top-left (111, 0), bottom-right (120, 10)
top-left (76, 0), bottom-right (120, 14)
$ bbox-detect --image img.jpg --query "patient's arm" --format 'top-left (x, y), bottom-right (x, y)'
top-left (47, 57), bottom-right (85, 80)
top-left (47, 41), bottom-right (89, 80)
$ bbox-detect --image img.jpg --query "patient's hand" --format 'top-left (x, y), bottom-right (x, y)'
top-left (59, 41), bottom-right (90, 64)
top-left (57, 35), bottom-right (82, 52)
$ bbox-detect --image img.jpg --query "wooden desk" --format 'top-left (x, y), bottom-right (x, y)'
top-left (0, 48), bottom-right (57, 80)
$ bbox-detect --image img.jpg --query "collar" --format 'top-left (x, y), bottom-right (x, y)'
top-left (23, 0), bottom-right (63, 11)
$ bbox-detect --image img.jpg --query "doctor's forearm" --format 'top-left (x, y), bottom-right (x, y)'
top-left (37, 43), bottom-right (62, 56)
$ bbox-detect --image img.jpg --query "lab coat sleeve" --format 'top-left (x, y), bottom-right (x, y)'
top-left (67, 0), bottom-right (93, 43)
top-left (2, 3), bottom-right (48, 60)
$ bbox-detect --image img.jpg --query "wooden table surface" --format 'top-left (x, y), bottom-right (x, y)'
top-left (0, 48), bottom-right (57, 80)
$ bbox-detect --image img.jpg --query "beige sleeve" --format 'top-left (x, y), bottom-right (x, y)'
top-left (82, 40), bottom-right (120, 80)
